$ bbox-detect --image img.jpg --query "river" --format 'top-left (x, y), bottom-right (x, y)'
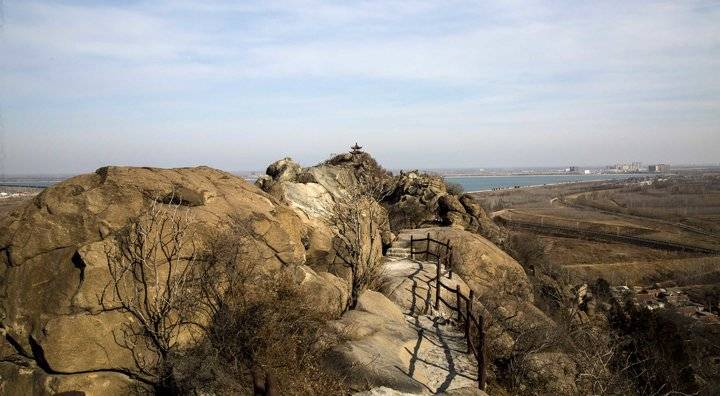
top-left (444, 173), bottom-right (650, 192)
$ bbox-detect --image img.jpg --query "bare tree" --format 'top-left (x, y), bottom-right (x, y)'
top-left (446, 181), bottom-right (465, 196)
top-left (171, 216), bottom-right (348, 395)
top-left (329, 193), bottom-right (387, 309)
top-left (101, 198), bottom-right (201, 391)
top-left (101, 198), bottom-right (349, 394)
top-left (571, 323), bottom-right (636, 395)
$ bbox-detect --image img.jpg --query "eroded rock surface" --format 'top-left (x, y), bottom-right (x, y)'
top-left (382, 171), bottom-right (506, 245)
top-left (0, 166), bottom-right (347, 393)
top-left (328, 289), bottom-right (481, 395)
top-left (256, 153), bottom-right (505, 271)
top-left (328, 290), bottom-right (425, 394)
top-left (394, 228), bottom-right (531, 301)
top-left (256, 154), bottom-right (391, 274)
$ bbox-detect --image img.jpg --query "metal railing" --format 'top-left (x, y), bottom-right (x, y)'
top-left (409, 233), bottom-right (487, 390)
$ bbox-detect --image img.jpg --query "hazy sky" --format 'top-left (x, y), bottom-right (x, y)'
top-left (1, 0), bottom-right (719, 174)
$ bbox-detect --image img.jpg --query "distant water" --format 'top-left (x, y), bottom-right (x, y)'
top-left (445, 174), bottom-right (649, 192)
top-left (1, 173), bottom-right (650, 191)
top-left (0, 177), bottom-right (67, 188)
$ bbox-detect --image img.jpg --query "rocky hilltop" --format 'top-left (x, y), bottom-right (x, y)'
top-left (256, 153), bottom-right (574, 393)
top-left (0, 166), bottom-right (347, 394)
top-left (0, 153), bottom-right (578, 395)
top-left (257, 152), bottom-right (505, 246)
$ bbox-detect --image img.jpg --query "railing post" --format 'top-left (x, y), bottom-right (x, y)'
top-left (466, 289), bottom-right (473, 341)
top-left (426, 232), bottom-right (430, 261)
top-left (478, 315), bottom-right (487, 391)
top-left (434, 258), bottom-right (441, 310)
top-left (410, 234), bottom-right (414, 260)
top-left (448, 244), bottom-right (453, 279)
top-left (455, 285), bottom-right (461, 322)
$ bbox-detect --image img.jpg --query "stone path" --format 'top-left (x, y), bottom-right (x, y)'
top-left (382, 253), bottom-right (480, 394)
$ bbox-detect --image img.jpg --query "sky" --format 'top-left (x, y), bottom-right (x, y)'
top-left (1, 0), bottom-right (719, 175)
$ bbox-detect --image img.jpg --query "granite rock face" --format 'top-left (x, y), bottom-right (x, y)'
top-left (256, 154), bottom-right (506, 268)
top-left (326, 290), bottom-right (426, 394)
top-left (0, 165), bottom-right (346, 393)
top-left (382, 170), bottom-right (506, 245)
top-left (0, 362), bottom-right (146, 396)
top-left (0, 152), bottom-right (572, 394)
top-left (396, 227), bottom-right (531, 301)
top-left (256, 154), bottom-right (392, 274)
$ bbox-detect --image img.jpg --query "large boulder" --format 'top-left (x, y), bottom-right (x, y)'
top-left (257, 155), bottom-right (392, 274)
top-left (288, 265), bottom-right (350, 316)
top-left (266, 156), bottom-right (303, 182)
top-left (258, 153), bottom-right (391, 200)
top-left (0, 166), bottom-right (346, 392)
top-left (382, 171), bottom-right (506, 245)
top-left (326, 291), bottom-right (425, 394)
top-left (399, 228), bottom-right (532, 301)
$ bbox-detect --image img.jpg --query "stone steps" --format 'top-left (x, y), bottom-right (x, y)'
top-left (392, 238), bottom-right (412, 248)
top-left (386, 247), bottom-right (411, 258)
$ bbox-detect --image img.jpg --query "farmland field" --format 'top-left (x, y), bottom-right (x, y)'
top-left (471, 172), bottom-right (720, 287)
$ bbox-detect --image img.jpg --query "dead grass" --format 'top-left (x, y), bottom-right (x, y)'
top-left (564, 256), bottom-right (720, 286)
top-left (567, 175), bottom-right (720, 234)
top-left (477, 174), bottom-right (720, 287)
top-left (540, 236), bottom-right (701, 266)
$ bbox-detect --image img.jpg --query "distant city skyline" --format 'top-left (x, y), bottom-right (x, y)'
top-left (1, 1), bottom-right (719, 174)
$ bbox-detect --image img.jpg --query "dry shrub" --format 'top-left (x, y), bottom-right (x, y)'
top-left (607, 302), bottom-right (709, 395)
top-left (171, 216), bottom-right (347, 395)
top-left (445, 181), bottom-right (465, 196)
top-left (561, 319), bottom-right (635, 395)
top-left (496, 232), bottom-right (638, 394)
top-left (387, 196), bottom-right (427, 230)
top-left (505, 232), bottom-right (573, 312)
top-left (505, 232), bottom-right (546, 272)
top-left (172, 275), bottom-right (347, 395)
top-left (105, 204), bottom-right (347, 394)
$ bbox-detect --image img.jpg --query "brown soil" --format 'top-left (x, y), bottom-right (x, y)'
top-left (472, 174), bottom-right (720, 286)
top-left (540, 235), bottom-right (702, 267)
top-left (564, 256), bottom-right (720, 286)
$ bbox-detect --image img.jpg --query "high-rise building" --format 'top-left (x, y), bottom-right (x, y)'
top-left (648, 164), bottom-right (668, 173)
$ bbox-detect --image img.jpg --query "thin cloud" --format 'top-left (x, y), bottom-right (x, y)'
top-left (0, 0), bottom-right (718, 173)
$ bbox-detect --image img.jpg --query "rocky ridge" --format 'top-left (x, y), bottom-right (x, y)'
top-left (1, 152), bottom-right (578, 395)
top-left (256, 153), bottom-right (505, 248)
top-left (0, 166), bottom-right (348, 394)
